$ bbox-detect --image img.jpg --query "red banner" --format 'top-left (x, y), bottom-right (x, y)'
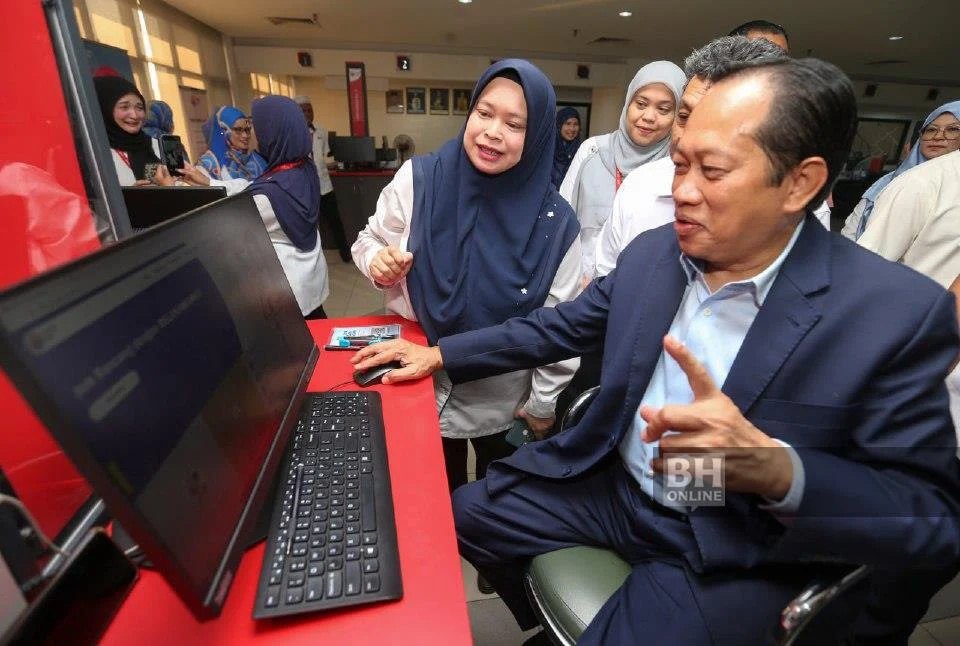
top-left (345, 61), bottom-right (369, 137)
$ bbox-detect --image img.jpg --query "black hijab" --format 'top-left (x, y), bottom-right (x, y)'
top-left (93, 76), bottom-right (159, 180)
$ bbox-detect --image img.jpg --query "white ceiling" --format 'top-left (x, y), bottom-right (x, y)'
top-left (165, 0), bottom-right (960, 85)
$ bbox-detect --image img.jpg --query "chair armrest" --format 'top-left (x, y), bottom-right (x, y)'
top-left (776, 564), bottom-right (871, 645)
top-left (560, 386), bottom-right (601, 432)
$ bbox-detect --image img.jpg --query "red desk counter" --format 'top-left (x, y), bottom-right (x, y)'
top-left (102, 316), bottom-right (471, 645)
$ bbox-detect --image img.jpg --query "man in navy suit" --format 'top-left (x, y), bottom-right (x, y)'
top-left (353, 58), bottom-right (960, 644)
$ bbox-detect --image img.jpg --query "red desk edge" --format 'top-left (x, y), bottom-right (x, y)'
top-left (101, 316), bottom-right (472, 645)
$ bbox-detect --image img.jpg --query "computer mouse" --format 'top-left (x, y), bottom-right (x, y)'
top-left (352, 361), bottom-right (404, 387)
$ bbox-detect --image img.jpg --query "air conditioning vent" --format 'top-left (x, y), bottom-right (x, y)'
top-left (266, 14), bottom-right (320, 27)
top-left (588, 36), bottom-right (632, 44)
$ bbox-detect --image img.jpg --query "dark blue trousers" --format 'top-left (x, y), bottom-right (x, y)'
top-left (453, 459), bottom-right (812, 645)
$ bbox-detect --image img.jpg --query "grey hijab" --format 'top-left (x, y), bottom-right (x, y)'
top-left (597, 60), bottom-right (687, 176)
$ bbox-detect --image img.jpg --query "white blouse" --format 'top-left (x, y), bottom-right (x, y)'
top-left (352, 160), bottom-right (583, 439)
top-left (214, 177), bottom-right (329, 316)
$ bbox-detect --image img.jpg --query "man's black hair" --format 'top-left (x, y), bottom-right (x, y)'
top-left (713, 58), bottom-right (857, 211)
top-left (728, 20), bottom-right (790, 48)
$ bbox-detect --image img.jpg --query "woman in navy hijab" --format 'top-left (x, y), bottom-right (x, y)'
top-left (163, 95), bottom-right (328, 318)
top-left (352, 59), bottom-right (582, 498)
top-left (551, 106), bottom-right (582, 187)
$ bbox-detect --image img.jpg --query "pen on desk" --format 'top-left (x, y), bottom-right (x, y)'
top-left (342, 334), bottom-right (398, 341)
top-left (323, 344), bottom-right (359, 351)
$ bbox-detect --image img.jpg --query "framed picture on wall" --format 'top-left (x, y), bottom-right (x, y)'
top-left (386, 89), bottom-right (404, 113)
top-left (556, 101), bottom-right (592, 139)
top-left (452, 89), bottom-right (471, 115)
top-left (430, 88), bottom-right (450, 115)
top-left (406, 87), bottom-right (425, 114)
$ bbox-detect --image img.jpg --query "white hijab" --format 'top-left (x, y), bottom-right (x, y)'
top-left (597, 60), bottom-right (687, 176)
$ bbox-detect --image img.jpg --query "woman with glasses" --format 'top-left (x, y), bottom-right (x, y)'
top-left (842, 101), bottom-right (960, 240)
top-left (196, 106), bottom-right (268, 181)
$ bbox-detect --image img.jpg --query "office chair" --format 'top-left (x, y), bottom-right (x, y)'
top-left (523, 386), bottom-right (871, 646)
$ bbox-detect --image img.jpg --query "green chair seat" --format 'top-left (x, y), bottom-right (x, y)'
top-left (525, 546), bottom-right (631, 645)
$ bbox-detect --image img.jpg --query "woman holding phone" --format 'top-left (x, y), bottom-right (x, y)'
top-left (93, 76), bottom-right (162, 187)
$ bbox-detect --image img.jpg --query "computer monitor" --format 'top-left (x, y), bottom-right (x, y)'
top-left (0, 193), bottom-right (319, 619)
top-left (121, 186), bottom-right (226, 232)
top-left (329, 136), bottom-right (376, 164)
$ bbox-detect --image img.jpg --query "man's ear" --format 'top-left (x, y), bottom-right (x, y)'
top-left (783, 156), bottom-right (828, 214)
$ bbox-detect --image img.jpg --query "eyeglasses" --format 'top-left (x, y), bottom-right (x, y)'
top-left (920, 125), bottom-right (960, 141)
top-left (231, 126), bottom-right (253, 135)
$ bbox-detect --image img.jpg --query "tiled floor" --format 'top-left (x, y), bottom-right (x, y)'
top-left (327, 250), bottom-right (960, 645)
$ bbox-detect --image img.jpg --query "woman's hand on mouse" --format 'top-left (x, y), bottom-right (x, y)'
top-left (351, 339), bottom-right (442, 385)
top-left (369, 246), bottom-right (413, 287)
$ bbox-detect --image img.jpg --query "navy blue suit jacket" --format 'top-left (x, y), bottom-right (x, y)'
top-left (440, 216), bottom-right (960, 574)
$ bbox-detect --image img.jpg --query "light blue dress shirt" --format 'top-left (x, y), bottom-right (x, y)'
top-left (619, 222), bottom-right (806, 514)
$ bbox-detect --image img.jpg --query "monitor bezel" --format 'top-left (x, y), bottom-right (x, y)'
top-left (0, 193), bottom-right (320, 619)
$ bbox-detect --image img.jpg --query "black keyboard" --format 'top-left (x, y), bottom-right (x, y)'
top-left (253, 391), bottom-right (402, 618)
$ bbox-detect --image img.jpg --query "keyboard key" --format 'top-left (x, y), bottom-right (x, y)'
top-left (363, 546), bottom-right (378, 559)
top-left (309, 549), bottom-right (324, 562)
top-left (328, 544), bottom-right (344, 557)
top-left (364, 574), bottom-right (381, 593)
top-left (269, 568), bottom-right (283, 585)
top-left (288, 558), bottom-right (306, 572)
top-left (326, 571), bottom-right (343, 598)
top-left (265, 587), bottom-right (280, 607)
top-left (291, 544), bottom-right (307, 557)
top-left (328, 558), bottom-right (343, 571)
top-left (306, 579), bottom-right (323, 602)
top-left (308, 564), bottom-right (323, 577)
top-left (361, 475), bottom-right (377, 532)
top-left (346, 548), bottom-right (361, 561)
top-left (329, 532), bottom-right (343, 543)
top-left (346, 535), bottom-right (360, 548)
top-left (345, 523), bottom-right (359, 534)
top-left (363, 560), bottom-right (379, 573)
top-left (346, 512), bottom-right (360, 523)
top-left (345, 561), bottom-right (362, 596)
top-left (310, 537), bottom-right (326, 549)
top-left (285, 589), bottom-right (304, 605)
top-left (363, 533), bottom-right (377, 545)
top-left (287, 572), bottom-right (305, 587)
top-left (329, 519), bottom-right (344, 530)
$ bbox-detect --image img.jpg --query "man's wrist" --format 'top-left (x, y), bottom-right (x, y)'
top-left (762, 443), bottom-right (794, 500)
top-left (431, 345), bottom-right (444, 372)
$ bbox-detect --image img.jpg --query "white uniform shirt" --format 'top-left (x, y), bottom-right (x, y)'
top-left (309, 124), bottom-right (334, 195)
top-left (595, 156), bottom-right (833, 277)
top-left (857, 150), bottom-right (960, 289)
top-left (213, 178), bottom-right (329, 315)
top-left (351, 160), bottom-right (582, 438)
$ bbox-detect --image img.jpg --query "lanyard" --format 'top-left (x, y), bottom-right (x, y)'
top-left (116, 150), bottom-right (131, 169)
top-left (263, 160), bottom-right (305, 177)
top-left (615, 167), bottom-right (623, 191)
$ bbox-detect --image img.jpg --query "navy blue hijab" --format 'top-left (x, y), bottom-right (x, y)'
top-left (551, 106), bottom-right (582, 187)
top-left (407, 59), bottom-right (580, 344)
top-left (248, 96), bottom-right (320, 251)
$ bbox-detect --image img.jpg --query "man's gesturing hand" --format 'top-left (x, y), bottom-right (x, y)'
top-left (641, 336), bottom-right (793, 501)
top-left (350, 339), bottom-right (442, 385)
top-left (369, 246), bottom-right (413, 287)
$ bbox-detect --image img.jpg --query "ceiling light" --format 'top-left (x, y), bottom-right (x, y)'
top-left (619, 10), bottom-right (632, 17)
top-left (888, 35), bottom-right (903, 40)
top-left (458, 0), bottom-right (472, 4)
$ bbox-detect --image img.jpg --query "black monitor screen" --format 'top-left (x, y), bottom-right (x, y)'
top-left (330, 136), bottom-right (376, 163)
top-left (121, 186), bottom-right (226, 232)
top-left (0, 193), bottom-right (317, 617)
